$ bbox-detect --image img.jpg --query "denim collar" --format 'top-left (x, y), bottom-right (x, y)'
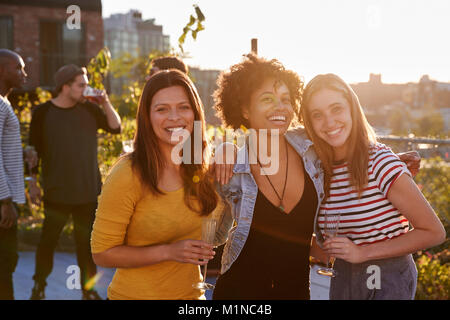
top-left (233, 126), bottom-right (314, 174)
top-left (285, 127), bottom-right (314, 156)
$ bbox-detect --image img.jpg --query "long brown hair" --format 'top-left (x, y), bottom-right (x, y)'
top-left (300, 73), bottom-right (377, 198)
top-left (130, 69), bottom-right (218, 216)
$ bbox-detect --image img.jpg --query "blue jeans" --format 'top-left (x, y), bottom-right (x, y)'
top-left (330, 254), bottom-right (417, 300)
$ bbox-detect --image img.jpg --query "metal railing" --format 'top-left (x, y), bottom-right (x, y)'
top-left (378, 135), bottom-right (450, 160)
top-left (378, 135), bottom-right (450, 145)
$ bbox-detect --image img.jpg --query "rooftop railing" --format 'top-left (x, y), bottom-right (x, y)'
top-left (378, 135), bottom-right (450, 161)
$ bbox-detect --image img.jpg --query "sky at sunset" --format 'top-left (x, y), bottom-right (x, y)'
top-left (102, 0), bottom-right (450, 84)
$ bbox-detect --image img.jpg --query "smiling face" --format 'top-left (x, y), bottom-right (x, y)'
top-left (308, 88), bottom-right (352, 160)
top-left (150, 85), bottom-right (195, 149)
top-left (244, 78), bottom-right (294, 135)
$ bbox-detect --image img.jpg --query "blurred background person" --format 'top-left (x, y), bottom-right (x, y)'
top-left (146, 56), bottom-right (189, 80)
top-left (0, 49), bottom-right (27, 300)
top-left (28, 64), bottom-right (121, 300)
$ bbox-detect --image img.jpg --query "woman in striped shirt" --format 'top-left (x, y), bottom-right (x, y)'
top-left (301, 73), bottom-right (445, 299)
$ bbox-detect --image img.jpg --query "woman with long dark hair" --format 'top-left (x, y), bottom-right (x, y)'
top-left (91, 70), bottom-right (219, 300)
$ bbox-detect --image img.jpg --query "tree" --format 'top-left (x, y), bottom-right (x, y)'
top-left (388, 107), bottom-right (412, 135)
top-left (109, 50), bottom-right (173, 118)
top-left (414, 112), bottom-right (446, 137)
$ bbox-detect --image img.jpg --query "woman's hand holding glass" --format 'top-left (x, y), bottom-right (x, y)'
top-left (167, 239), bottom-right (215, 265)
top-left (193, 218), bottom-right (217, 290)
top-left (317, 212), bottom-right (341, 277)
top-left (323, 236), bottom-right (367, 264)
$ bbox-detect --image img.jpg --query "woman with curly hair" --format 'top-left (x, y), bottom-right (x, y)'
top-left (211, 53), bottom-right (324, 299)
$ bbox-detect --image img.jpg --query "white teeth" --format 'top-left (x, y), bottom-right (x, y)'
top-left (269, 115), bottom-right (286, 121)
top-left (166, 127), bottom-right (184, 132)
top-left (327, 128), bottom-right (342, 135)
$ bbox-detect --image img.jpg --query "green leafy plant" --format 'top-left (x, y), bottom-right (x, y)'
top-left (87, 47), bottom-right (112, 90)
top-left (412, 157), bottom-right (449, 300)
top-left (86, 48), bottom-right (138, 178)
top-left (414, 157), bottom-right (449, 253)
top-left (14, 87), bottom-right (52, 219)
top-left (109, 49), bottom-right (179, 118)
top-left (415, 250), bottom-right (449, 300)
top-left (178, 4), bottom-right (205, 52)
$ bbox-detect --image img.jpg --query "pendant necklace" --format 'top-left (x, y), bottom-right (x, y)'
top-left (256, 140), bottom-right (289, 212)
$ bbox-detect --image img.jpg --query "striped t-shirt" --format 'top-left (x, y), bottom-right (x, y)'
top-left (0, 96), bottom-right (25, 204)
top-left (318, 143), bottom-right (411, 246)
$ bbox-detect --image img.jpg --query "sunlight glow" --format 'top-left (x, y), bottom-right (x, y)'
top-left (102, 0), bottom-right (450, 84)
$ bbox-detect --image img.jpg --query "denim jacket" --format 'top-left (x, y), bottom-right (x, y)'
top-left (214, 126), bottom-right (325, 275)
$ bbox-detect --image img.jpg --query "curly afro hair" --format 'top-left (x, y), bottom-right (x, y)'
top-left (213, 53), bottom-right (304, 129)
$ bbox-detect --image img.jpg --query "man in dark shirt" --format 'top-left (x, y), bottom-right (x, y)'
top-left (28, 64), bottom-right (121, 300)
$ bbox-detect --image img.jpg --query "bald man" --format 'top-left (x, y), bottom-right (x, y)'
top-left (0, 49), bottom-right (27, 300)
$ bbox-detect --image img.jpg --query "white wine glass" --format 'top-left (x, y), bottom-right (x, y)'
top-left (317, 212), bottom-right (341, 277)
top-left (193, 218), bottom-right (217, 290)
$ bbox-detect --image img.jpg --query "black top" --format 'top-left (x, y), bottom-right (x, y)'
top-left (29, 100), bottom-right (120, 205)
top-left (213, 173), bottom-right (318, 300)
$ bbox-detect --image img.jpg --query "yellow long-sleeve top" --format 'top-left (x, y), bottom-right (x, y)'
top-left (91, 158), bottom-right (209, 300)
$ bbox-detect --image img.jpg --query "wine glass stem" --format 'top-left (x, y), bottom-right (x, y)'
top-left (327, 256), bottom-right (336, 269)
top-left (203, 263), bottom-right (208, 284)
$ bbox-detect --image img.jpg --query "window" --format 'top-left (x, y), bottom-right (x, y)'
top-left (39, 20), bottom-right (86, 87)
top-left (0, 16), bottom-right (13, 49)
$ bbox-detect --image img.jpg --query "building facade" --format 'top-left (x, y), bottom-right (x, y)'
top-left (0, 0), bottom-right (104, 90)
top-left (103, 10), bottom-right (170, 94)
top-left (189, 66), bottom-right (221, 125)
top-left (104, 10), bottom-right (170, 58)
top-left (352, 74), bottom-right (450, 138)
